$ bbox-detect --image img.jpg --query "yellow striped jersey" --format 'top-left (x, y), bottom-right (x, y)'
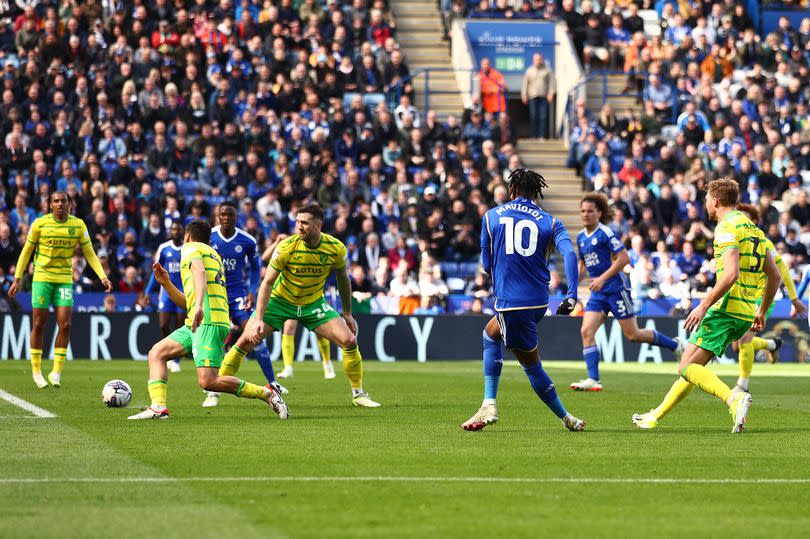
top-left (764, 237), bottom-right (798, 301)
top-left (24, 214), bottom-right (91, 284)
top-left (711, 210), bottom-right (768, 322)
top-left (269, 233), bottom-right (347, 305)
top-left (180, 242), bottom-right (230, 327)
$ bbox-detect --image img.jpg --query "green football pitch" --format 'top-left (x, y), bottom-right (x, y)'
top-left (1, 359), bottom-right (808, 539)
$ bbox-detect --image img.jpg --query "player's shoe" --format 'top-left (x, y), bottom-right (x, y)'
top-left (631, 410), bottom-right (659, 429)
top-left (127, 406), bottom-right (170, 420)
top-left (461, 403), bottom-right (499, 431)
top-left (673, 338), bottom-right (685, 362)
top-left (267, 382), bottom-right (289, 395)
top-left (202, 391), bottom-right (220, 408)
top-left (352, 391), bottom-right (381, 407)
top-left (168, 359), bottom-right (181, 373)
top-left (47, 372), bottom-right (61, 388)
top-left (570, 378), bottom-right (602, 391)
top-left (768, 337), bottom-right (783, 364)
top-left (264, 385), bottom-right (288, 419)
top-left (323, 360), bottom-right (336, 379)
top-left (32, 372), bottom-right (48, 389)
top-left (278, 366), bottom-right (294, 378)
top-left (562, 413), bottom-right (586, 431)
top-left (728, 391), bottom-right (752, 433)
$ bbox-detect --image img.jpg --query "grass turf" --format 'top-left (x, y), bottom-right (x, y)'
top-left (0, 359), bottom-right (808, 539)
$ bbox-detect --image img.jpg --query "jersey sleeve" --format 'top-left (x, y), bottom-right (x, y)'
top-left (78, 220), bottom-right (91, 246)
top-left (332, 242), bottom-right (348, 271)
top-left (480, 212), bottom-right (492, 274)
top-left (247, 239), bottom-right (262, 295)
top-left (269, 238), bottom-right (292, 272)
top-left (713, 221), bottom-right (739, 255)
top-left (605, 229), bottom-right (625, 254)
top-left (181, 244), bottom-right (203, 269)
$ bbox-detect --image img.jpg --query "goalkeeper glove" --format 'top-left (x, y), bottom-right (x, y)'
top-left (556, 297), bottom-right (577, 315)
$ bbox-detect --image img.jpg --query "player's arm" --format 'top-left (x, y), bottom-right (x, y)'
top-left (480, 213), bottom-right (492, 274)
top-left (247, 242), bottom-right (262, 309)
top-left (79, 223), bottom-right (112, 292)
top-left (152, 262), bottom-right (185, 308)
top-left (795, 265), bottom-right (810, 300)
top-left (774, 252), bottom-right (806, 317)
top-left (754, 252), bottom-right (781, 331)
top-left (335, 262), bottom-right (357, 334)
top-left (9, 219), bottom-right (39, 297)
top-left (684, 247), bottom-right (739, 333)
top-left (189, 257), bottom-right (207, 332)
top-left (247, 243), bottom-right (289, 343)
top-left (591, 249), bottom-right (629, 292)
top-left (551, 219), bottom-right (579, 315)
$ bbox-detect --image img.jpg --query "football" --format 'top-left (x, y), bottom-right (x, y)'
top-left (101, 380), bottom-right (132, 408)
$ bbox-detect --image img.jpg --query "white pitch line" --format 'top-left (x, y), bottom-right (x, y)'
top-left (0, 389), bottom-right (56, 418)
top-left (0, 476), bottom-right (808, 485)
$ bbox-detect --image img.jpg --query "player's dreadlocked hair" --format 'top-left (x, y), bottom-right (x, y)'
top-left (507, 168), bottom-right (549, 200)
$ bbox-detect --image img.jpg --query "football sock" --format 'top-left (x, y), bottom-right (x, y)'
top-left (52, 347), bottom-right (67, 374)
top-left (148, 379), bottom-right (167, 408)
top-left (652, 331), bottom-right (678, 351)
top-left (738, 341), bottom-right (755, 391)
top-left (235, 379), bottom-right (266, 400)
top-left (482, 330), bottom-right (502, 404)
top-left (583, 345), bottom-right (600, 381)
top-left (318, 336), bottom-right (331, 364)
top-left (30, 348), bottom-right (42, 375)
top-left (652, 377), bottom-right (694, 420)
top-left (681, 364), bottom-right (732, 403)
top-left (523, 361), bottom-right (568, 419)
top-left (752, 337), bottom-right (775, 351)
top-left (282, 334), bottom-right (295, 368)
top-left (342, 345), bottom-right (363, 390)
top-left (219, 345), bottom-right (246, 377)
top-left (252, 341), bottom-right (276, 384)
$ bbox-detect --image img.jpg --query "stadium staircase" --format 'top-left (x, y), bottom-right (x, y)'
top-left (390, 0), bottom-right (464, 120)
top-left (585, 73), bottom-right (640, 116)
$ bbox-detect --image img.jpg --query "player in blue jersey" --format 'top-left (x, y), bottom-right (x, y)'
top-left (461, 169), bottom-right (585, 432)
top-left (201, 201), bottom-right (285, 407)
top-left (144, 222), bottom-right (185, 373)
top-left (571, 193), bottom-right (683, 392)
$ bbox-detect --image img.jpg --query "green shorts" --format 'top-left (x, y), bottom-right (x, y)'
top-left (257, 296), bottom-right (340, 332)
top-left (168, 324), bottom-right (229, 368)
top-left (31, 282), bottom-right (73, 309)
top-left (689, 309), bottom-right (752, 357)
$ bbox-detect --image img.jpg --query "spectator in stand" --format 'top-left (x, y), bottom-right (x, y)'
top-left (478, 58), bottom-right (506, 115)
top-left (521, 53), bottom-right (556, 139)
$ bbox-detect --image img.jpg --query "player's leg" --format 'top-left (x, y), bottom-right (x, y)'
top-left (735, 331), bottom-right (755, 393)
top-left (311, 303), bottom-right (379, 407)
top-left (571, 308), bottom-right (605, 391)
top-left (279, 320), bottom-right (297, 378)
top-left (29, 293), bottom-right (49, 389)
top-left (504, 309), bottom-right (585, 431)
top-left (127, 331), bottom-right (189, 419)
top-left (48, 305), bottom-right (73, 387)
top-left (168, 310), bottom-right (185, 373)
top-left (461, 316), bottom-right (502, 431)
top-left (319, 336), bottom-right (335, 379)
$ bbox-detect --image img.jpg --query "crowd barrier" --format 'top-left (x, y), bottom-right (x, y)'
top-left (1, 313), bottom-right (808, 363)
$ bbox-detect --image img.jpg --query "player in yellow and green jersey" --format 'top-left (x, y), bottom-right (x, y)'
top-left (128, 220), bottom-right (287, 420)
top-left (9, 191), bottom-right (112, 389)
top-left (219, 203), bottom-right (381, 407)
top-left (632, 179), bottom-right (781, 433)
top-left (731, 204), bottom-right (807, 392)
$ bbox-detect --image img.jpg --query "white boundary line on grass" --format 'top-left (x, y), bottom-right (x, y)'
top-left (0, 389), bottom-right (57, 418)
top-left (1, 476), bottom-right (808, 485)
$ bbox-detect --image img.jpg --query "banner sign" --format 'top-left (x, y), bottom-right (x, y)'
top-left (2, 314), bottom-right (809, 363)
top-left (465, 20), bottom-right (556, 91)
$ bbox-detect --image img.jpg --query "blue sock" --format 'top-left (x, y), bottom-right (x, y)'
top-left (583, 345), bottom-right (600, 381)
top-left (523, 362), bottom-right (568, 419)
top-left (652, 331), bottom-right (678, 351)
top-left (483, 330), bottom-right (503, 401)
top-left (251, 341), bottom-right (276, 384)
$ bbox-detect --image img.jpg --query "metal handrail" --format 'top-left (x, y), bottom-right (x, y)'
top-left (386, 67), bottom-right (482, 115)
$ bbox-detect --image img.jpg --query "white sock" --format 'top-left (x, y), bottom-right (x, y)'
top-left (352, 388), bottom-right (364, 397)
top-left (736, 377), bottom-right (749, 392)
top-left (482, 398), bottom-right (496, 406)
top-left (767, 340), bottom-right (777, 352)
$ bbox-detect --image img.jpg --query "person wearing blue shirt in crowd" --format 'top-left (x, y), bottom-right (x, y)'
top-left (461, 169), bottom-right (585, 433)
top-left (674, 241), bottom-right (705, 277)
top-left (571, 192), bottom-right (683, 392)
top-left (202, 201), bottom-right (285, 407)
top-left (144, 222), bottom-right (185, 373)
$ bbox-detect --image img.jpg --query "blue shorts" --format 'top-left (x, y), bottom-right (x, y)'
top-left (496, 307), bottom-right (547, 351)
top-left (229, 296), bottom-right (252, 326)
top-left (585, 289), bottom-right (634, 320)
top-left (158, 291), bottom-right (185, 314)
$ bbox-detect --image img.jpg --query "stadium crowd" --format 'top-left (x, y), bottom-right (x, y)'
top-left (0, 0), bottom-right (535, 316)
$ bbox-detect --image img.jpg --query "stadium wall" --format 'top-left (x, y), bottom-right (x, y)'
top-left (1, 314), bottom-right (808, 363)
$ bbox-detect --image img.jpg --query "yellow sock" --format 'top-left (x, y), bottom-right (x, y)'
top-left (318, 337), bottom-right (331, 364)
top-left (148, 379), bottom-right (167, 408)
top-left (652, 377), bottom-right (694, 420)
top-left (682, 364), bottom-right (732, 403)
top-left (739, 342), bottom-right (755, 381)
top-left (342, 345), bottom-right (363, 390)
top-left (282, 334), bottom-right (295, 368)
top-left (219, 345), bottom-right (247, 376)
top-left (31, 348), bottom-right (42, 375)
top-left (52, 347), bottom-right (67, 374)
top-left (235, 380), bottom-right (267, 400)
top-left (751, 337), bottom-right (770, 351)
